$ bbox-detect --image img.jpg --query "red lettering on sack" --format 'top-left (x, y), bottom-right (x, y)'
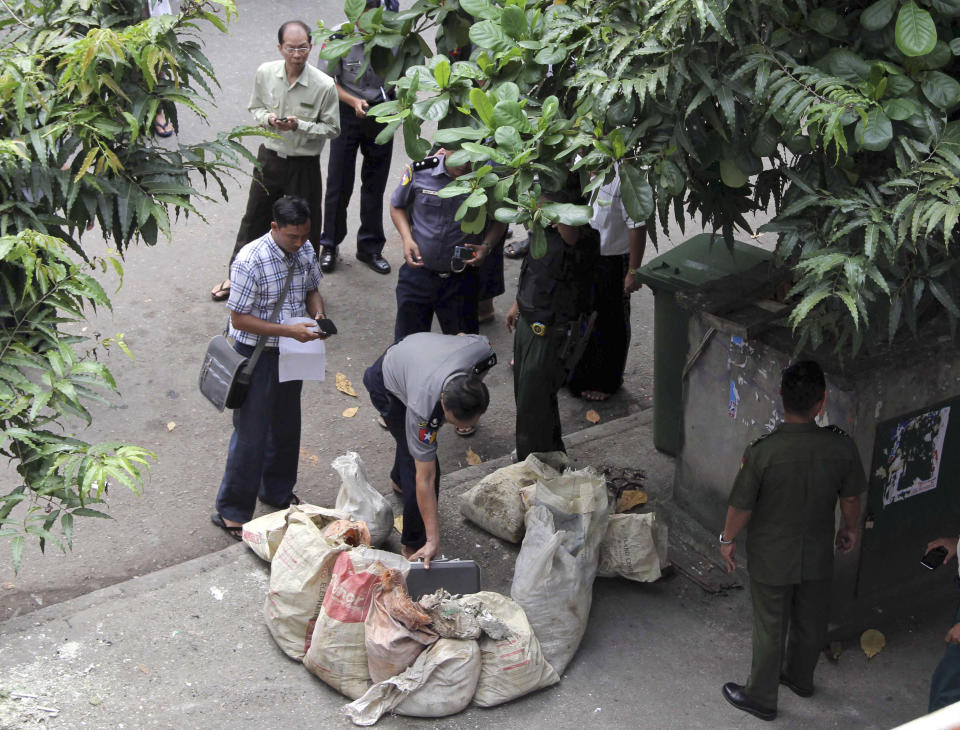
top-left (502, 659), bottom-right (532, 672)
top-left (499, 648), bottom-right (523, 660)
top-left (322, 553), bottom-right (380, 622)
top-left (242, 530), bottom-right (260, 544)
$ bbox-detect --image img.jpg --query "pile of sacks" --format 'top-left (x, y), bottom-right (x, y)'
top-left (242, 452), bottom-right (560, 726)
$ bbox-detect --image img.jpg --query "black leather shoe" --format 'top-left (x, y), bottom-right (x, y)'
top-left (357, 251), bottom-right (391, 275)
top-left (780, 674), bottom-right (814, 698)
top-left (320, 246), bottom-right (336, 273)
top-left (721, 683), bottom-right (776, 721)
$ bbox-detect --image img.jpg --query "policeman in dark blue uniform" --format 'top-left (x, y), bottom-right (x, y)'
top-left (389, 151), bottom-right (507, 341)
top-left (316, 0), bottom-right (398, 275)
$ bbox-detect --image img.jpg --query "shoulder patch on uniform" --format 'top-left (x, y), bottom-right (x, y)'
top-left (417, 422), bottom-right (437, 446)
top-left (824, 424), bottom-right (850, 437)
top-left (400, 165), bottom-right (413, 186)
top-left (412, 156), bottom-right (441, 172)
top-left (749, 430), bottom-right (776, 448)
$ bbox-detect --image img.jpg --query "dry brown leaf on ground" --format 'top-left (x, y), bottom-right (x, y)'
top-left (393, 514), bottom-right (403, 534)
top-left (616, 489), bottom-right (648, 512)
top-left (586, 409), bottom-right (601, 424)
top-left (466, 447), bottom-right (482, 466)
top-left (166, 421), bottom-right (176, 431)
top-left (335, 372), bottom-right (358, 397)
top-left (860, 629), bottom-right (886, 659)
top-left (342, 406), bottom-right (359, 418)
top-left (299, 447), bottom-right (320, 465)
top-left (1, 582), bottom-right (14, 590)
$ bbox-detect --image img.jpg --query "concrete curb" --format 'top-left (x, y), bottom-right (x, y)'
top-left (0, 410), bottom-right (652, 633)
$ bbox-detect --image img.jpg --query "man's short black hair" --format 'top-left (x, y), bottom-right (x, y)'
top-left (272, 195), bottom-right (311, 228)
top-left (442, 375), bottom-right (490, 421)
top-left (278, 20), bottom-right (312, 45)
top-left (781, 360), bottom-right (826, 414)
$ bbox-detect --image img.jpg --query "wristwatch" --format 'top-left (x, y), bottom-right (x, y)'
top-left (719, 533), bottom-right (734, 545)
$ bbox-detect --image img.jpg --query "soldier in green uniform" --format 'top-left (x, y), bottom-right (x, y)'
top-left (718, 360), bottom-right (866, 721)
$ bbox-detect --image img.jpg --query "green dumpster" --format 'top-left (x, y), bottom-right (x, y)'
top-left (635, 233), bottom-right (773, 455)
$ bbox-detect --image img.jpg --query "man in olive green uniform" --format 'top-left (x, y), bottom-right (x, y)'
top-left (719, 360), bottom-right (865, 721)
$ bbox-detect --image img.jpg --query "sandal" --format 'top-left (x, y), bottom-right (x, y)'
top-left (153, 119), bottom-right (175, 138)
top-left (504, 238), bottom-right (529, 259)
top-left (210, 279), bottom-right (231, 301)
top-left (456, 424), bottom-right (476, 437)
top-left (581, 390), bottom-right (611, 402)
top-left (210, 512), bottom-right (243, 541)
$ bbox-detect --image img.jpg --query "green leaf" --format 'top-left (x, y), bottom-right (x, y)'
top-left (790, 287), bottom-right (832, 327)
top-left (719, 159), bottom-right (748, 188)
top-left (921, 72), bottom-right (960, 109)
top-left (529, 225), bottom-right (547, 258)
top-left (619, 163), bottom-right (654, 222)
top-left (470, 88), bottom-right (495, 129)
top-left (882, 97), bottom-right (920, 120)
top-left (534, 45), bottom-right (568, 65)
top-left (345, 0), bottom-right (365, 23)
top-left (469, 20), bottom-right (512, 53)
top-left (494, 125), bottom-right (522, 154)
top-left (929, 280), bottom-right (960, 317)
top-left (861, 0), bottom-right (897, 31)
top-left (501, 6), bottom-right (528, 40)
top-left (540, 203), bottom-right (593, 226)
top-left (660, 160), bottom-right (685, 196)
top-left (432, 58), bottom-right (451, 89)
top-left (412, 94), bottom-right (450, 122)
top-left (855, 109), bottom-right (893, 150)
top-left (402, 116), bottom-right (431, 160)
top-left (889, 295), bottom-right (903, 341)
top-left (895, 2), bottom-right (938, 57)
top-left (11, 536), bottom-right (24, 574)
top-left (492, 100), bottom-right (533, 133)
top-left (459, 0), bottom-right (500, 21)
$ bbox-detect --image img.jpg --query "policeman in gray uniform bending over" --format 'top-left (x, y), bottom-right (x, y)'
top-left (363, 333), bottom-right (496, 566)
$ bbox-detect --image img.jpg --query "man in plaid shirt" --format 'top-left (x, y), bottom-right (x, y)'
top-left (211, 195), bottom-right (329, 540)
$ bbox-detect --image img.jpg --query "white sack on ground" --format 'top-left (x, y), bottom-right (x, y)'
top-left (597, 512), bottom-right (669, 582)
top-left (511, 467), bottom-right (609, 675)
top-left (242, 503), bottom-right (348, 561)
top-left (342, 639), bottom-right (482, 726)
top-left (263, 509), bottom-right (351, 660)
top-left (465, 591), bottom-right (560, 707)
top-left (303, 547), bottom-right (409, 699)
top-left (459, 452), bottom-right (568, 543)
top-left (333, 452), bottom-right (394, 546)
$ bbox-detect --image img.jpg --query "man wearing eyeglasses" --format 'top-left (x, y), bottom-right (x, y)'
top-left (210, 20), bottom-right (340, 302)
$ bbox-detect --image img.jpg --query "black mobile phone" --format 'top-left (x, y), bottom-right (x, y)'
top-left (453, 245), bottom-right (473, 261)
top-left (922, 545), bottom-right (948, 570)
top-left (277, 116), bottom-right (288, 122)
top-left (315, 317), bottom-right (338, 336)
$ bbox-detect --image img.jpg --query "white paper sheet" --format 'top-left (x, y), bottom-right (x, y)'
top-left (278, 317), bottom-right (326, 383)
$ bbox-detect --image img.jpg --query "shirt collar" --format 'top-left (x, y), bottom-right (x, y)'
top-left (778, 421), bottom-right (820, 432)
top-left (274, 62), bottom-right (309, 88)
top-left (433, 158), bottom-right (453, 178)
top-left (266, 232), bottom-right (293, 262)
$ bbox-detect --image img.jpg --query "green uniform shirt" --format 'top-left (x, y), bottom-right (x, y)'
top-left (248, 60), bottom-right (340, 157)
top-left (728, 422), bottom-right (866, 586)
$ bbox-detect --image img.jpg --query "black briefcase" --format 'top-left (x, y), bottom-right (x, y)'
top-left (405, 558), bottom-right (481, 600)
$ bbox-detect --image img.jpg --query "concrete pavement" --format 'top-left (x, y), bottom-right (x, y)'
top-left (0, 411), bottom-right (947, 729)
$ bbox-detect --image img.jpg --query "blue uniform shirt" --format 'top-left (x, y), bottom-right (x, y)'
top-left (390, 154), bottom-right (481, 272)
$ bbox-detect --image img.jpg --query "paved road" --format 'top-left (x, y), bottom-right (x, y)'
top-left (1, 0), bottom-right (668, 618)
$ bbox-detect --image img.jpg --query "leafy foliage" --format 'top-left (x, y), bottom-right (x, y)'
top-left (0, 0), bottom-right (257, 252)
top-left (0, 0), bottom-right (248, 568)
top-left (0, 230), bottom-right (155, 572)
top-left (317, 0), bottom-right (960, 356)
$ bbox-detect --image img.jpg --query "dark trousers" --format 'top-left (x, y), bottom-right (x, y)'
top-left (567, 254), bottom-right (631, 396)
top-left (745, 577), bottom-right (832, 708)
top-left (929, 585), bottom-right (960, 712)
top-left (394, 263), bottom-right (479, 342)
top-left (320, 103), bottom-right (393, 256)
top-left (231, 145), bottom-right (323, 262)
top-left (215, 345), bottom-right (302, 523)
top-left (362, 353), bottom-right (440, 550)
top-left (513, 314), bottom-right (568, 461)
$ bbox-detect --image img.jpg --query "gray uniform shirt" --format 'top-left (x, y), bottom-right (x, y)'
top-left (320, 42), bottom-right (387, 104)
top-left (382, 333), bottom-right (494, 461)
top-left (390, 155), bottom-right (481, 272)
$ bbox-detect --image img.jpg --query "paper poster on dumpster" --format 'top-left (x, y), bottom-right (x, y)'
top-left (880, 405), bottom-right (950, 508)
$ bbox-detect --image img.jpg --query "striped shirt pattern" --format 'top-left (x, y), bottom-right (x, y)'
top-left (227, 232), bottom-right (322, 347)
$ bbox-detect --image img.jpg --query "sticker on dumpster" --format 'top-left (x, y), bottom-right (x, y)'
top-left (880, 405), bottom-right (950, 507)
top-left (728, 381), bottom-right (739, 419)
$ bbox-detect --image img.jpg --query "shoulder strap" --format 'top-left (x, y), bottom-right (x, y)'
top-left (243, 262), bottom-right (297, 377)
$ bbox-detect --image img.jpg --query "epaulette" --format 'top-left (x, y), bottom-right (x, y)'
top-left (748, 429), bottom-right (776, 448)
top-left (824, 424), bottom-right (850, 437)
top-left (329, 32), bottom-right (345, 40)
top-left (412, 156), bottom-right (441, 172)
